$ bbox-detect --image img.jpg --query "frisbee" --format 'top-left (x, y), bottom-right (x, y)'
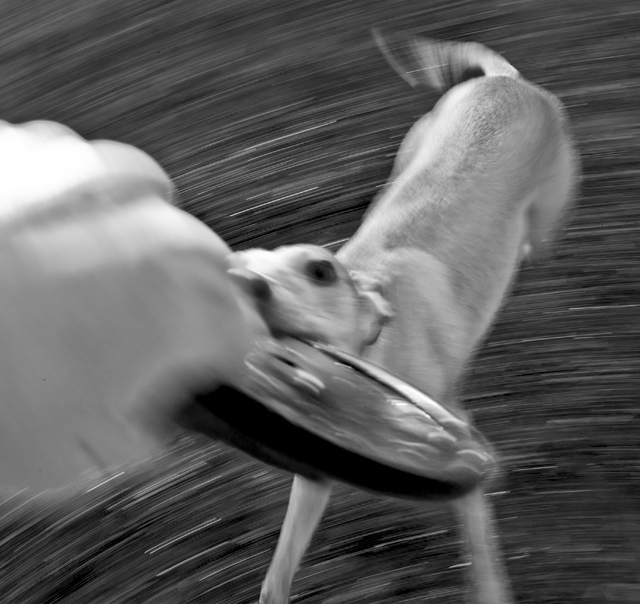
top-left (174, 337), bottom-right (496, 501)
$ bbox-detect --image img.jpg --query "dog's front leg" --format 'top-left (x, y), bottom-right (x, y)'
top-left (260, 474), bottom-right (332, 604)
top-left (453, 487), bottom-right (514, 604)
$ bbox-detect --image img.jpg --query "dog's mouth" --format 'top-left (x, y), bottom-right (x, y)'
top-left (227, 266), bottom-right (332, 347)
top-left (227, 264), bottom-right (345, 396)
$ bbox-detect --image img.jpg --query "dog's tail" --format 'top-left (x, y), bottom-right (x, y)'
top-left (372, 27), bottom-right (519, 94)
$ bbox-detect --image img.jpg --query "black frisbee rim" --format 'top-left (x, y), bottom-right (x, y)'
top-left (173, 338), bottom-right (494, 500)
top-left (174, 385), bottom-right (481, 501)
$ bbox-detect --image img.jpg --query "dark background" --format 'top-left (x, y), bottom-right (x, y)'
top-left (0, 1), bottom-right (639, 603)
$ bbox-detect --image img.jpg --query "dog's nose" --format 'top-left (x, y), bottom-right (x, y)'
top-left (228, 268), bottom-right (271, 302)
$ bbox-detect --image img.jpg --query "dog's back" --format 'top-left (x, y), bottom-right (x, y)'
top-left (339, 31), bottom-right (579, 403)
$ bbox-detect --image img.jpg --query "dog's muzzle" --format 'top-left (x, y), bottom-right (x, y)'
top-left (228, 267), bottom-right (272, 302)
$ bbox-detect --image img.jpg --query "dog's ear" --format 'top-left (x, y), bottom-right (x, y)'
top-left (351, 272), bottom-right (393, 347)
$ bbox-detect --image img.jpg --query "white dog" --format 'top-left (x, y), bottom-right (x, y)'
top-left (231, 30), bottom-right (579, 604)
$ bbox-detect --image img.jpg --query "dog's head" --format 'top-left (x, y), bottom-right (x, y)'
top-left (228, 244), bottom-right (392, 354)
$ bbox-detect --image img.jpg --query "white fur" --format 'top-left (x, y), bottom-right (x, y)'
top-left (242, 34), bottom-right (578, 604)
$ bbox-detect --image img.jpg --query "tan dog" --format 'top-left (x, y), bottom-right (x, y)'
top-left (231, 29), bottom-right (579, 604)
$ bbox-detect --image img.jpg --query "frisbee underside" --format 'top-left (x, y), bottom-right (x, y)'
top-left (174, 338), bottom-right (495, 501)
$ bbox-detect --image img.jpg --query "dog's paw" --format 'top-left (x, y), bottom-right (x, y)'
top-left (259, 584), bottom-right (290, 604)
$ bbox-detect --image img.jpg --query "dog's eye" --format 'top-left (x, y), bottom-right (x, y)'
top-left (305, 259), bottom-right (337, 285)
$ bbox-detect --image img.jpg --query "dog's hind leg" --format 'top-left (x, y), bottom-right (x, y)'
top-left (453, 487), bottom-right (513, 604)
top-left (260, 475), bottom-right (332, 604)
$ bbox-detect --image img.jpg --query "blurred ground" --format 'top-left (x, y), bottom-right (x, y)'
top-left (0, 0), bottom-right (639, 603)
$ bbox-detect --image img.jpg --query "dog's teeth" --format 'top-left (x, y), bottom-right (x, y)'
top-left (292, 370), bottom-right (325, 395)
